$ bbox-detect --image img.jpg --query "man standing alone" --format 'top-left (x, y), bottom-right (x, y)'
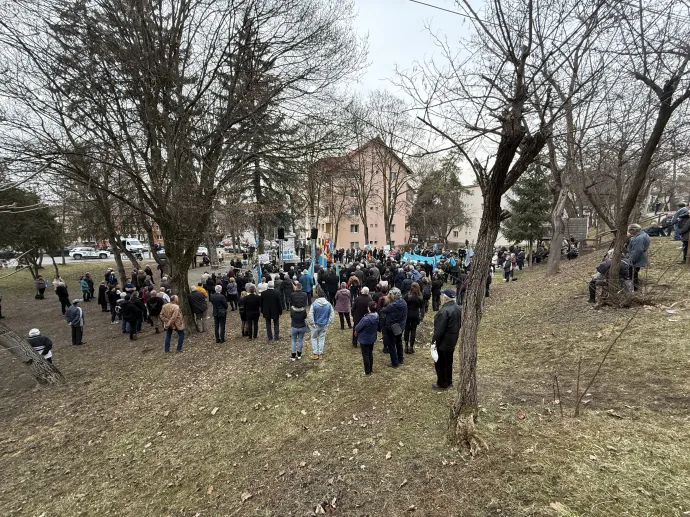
top-left (160, 295), bottom-right (185, 353)
top-left (431, 289), bottom-right (461, 391)
top-left (65, 298), bottom-right (85, 345)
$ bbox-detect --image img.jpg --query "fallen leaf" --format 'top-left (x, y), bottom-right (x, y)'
top-left (211, 407), bottom-right (219, 416)
top-left (589, 454), bottom-right (598, 460)
top-left (550, 502), bottom-right (567, 514)
top-left (517, 411), bottom-right (526, 420)
top-left (407, 505), bottom-right (417, 512)
top-left (385, 451), bottom-right (392, 460)
top-left (313, 450), bottom-right (321, 457)
top-left (278, 470), bottom-right (285, 477)
top-left (163, 410), bottom-right (170, 417)
top-left (666, 309), bottom-right (678, 314)
top-left (398, 441), bottom-right (404, 447)
top-left (301, 410), bottom-right (307, 415)
top-left (399, 479), bottom-right (408, 488)
top-left (144, 442), bottom-right (152, 449)
top-left (315, 504), bottom-right (326, 514)
top-left (241, 491), bottom-right (253, 503)
top-left (299, 461), bottom-right (307, 467)
top-left (360, 465), bottom-right (366, 470)
top-left (241, 417), bottom-right (248, 423)
top-left (327, 477), bottom-right (334, 485)
top-left (207, 486), bottom-right (214, 495)
top-left (352, 448), bottom-right (359, 455)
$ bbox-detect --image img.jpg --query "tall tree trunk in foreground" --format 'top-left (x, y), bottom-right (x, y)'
top-left (0, 322), bottom-right (64, 385)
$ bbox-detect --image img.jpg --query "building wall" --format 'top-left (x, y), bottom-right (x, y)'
top-left (448, 185), bottom-right (511, 247)
top-left (317, 141), bottom-right (411, 250)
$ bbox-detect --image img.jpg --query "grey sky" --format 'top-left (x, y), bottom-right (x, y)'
top-left (352, 0), bottom-right (465, 94)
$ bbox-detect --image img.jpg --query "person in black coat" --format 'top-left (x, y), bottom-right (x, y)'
top-left (403, 284), bottom-right (424, 354)
top-left (55, 281), bottom-right (70, 315)
top-left (431, 274), bottom-right (444, 311)
top-left (132, 292), bottom-right (147, 333)
top-left (432, 289), bottom-right (462, 390)
top-left (146, 291), bottom-right (165, 332)
top-left (242, 285), bottom-right (261, 340)
top-left (210, 285), bottom-right (229, 343)
top-left (120, 295), bottom-right (140, 340)
top-left (260, 281), bottom-right (283, 341)
top-left (97, 281), bottom-right (108, 312)
top-left (188, 287), bottom-right (208, 332)
top-left (351, 287), bottom-right (373, 348)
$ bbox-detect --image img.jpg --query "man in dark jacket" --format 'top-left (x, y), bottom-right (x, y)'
top-left (351, 286), bottom-right (373, 348)
top-left (146, 290), bottom-right (165, 333)
top-left (243, 285), bottom-right (261, 340)
top-left (210, 285), bottom-right (229, 343)
top-left (260, 281), bottom-right (283, 341)
top-left (131, 292), bottom-right (147, 334)
top-left (432, 289), bottom-right (461, 390)
top-left (188, 286), bottom-right (208, 332)
top-left (323, 269), bottom-right (339, 306)
top-left (431, 274), bottom-right (444, 311)
top-left (121, 295), bottom-right (140, 340)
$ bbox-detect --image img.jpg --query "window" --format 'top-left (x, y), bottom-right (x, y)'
top-left (350, 224), bottom-right (359, 233)
top-left (453, 231), bottom-right (459, 238)
top-left (390, 224), bottom-right (395, 233)
top-left (349, 206), bottom-right (358, 216)
top-left (374, 241), bottom-right (378, 244)
top-left (350, 241), bottom-right (359, 249)
top-left (370, 223), bottom-right (374, 227)
top-left (375, 223), bottom-right (378, 228)
top-left (391, 171), bottom-right (398, 181)
top-left (390, 241), bottom-right (395, 247)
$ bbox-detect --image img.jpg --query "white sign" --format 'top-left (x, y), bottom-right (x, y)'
top-left (258, 253), bottom-right (270, 264)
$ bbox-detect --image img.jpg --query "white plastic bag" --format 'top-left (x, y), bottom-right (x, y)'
top-left (430, 342), bottom-right (439, 363)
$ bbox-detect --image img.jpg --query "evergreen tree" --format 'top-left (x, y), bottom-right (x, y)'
top-left (501, 166), bottom-right (551, 252)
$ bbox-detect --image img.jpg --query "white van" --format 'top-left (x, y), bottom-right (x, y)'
top-left (121, 238), bottom-right (145, 254)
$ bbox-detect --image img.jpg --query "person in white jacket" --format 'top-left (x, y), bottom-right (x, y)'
top-left (307, 287), bottom-right (334, 360)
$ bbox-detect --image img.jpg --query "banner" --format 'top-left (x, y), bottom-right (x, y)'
top-left (402, 252), bottom-right (456, 267)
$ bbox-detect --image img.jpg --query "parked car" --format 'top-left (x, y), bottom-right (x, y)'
top-left (70, 247), bottom-right (111, 260)
top-left (196, 246), bottom-right (208, 256)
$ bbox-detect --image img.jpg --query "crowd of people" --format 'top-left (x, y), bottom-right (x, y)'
top-left (24, 254), bottom-right (468, 390)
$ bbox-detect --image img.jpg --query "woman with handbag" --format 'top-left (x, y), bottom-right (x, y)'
top-left (354, 301), bottom-right (379, 375)
top-left (381, 287), bottom-right (407, 368)
top-left (403, 282), bottom-right (424, 354)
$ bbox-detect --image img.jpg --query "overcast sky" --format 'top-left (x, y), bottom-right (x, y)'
top-left (351, 0), bottom-right (467, 94)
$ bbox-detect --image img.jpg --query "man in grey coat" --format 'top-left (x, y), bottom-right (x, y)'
top-left (626, 224), bottom-right (650, 289)
top-left (65, 298), bottom-right (85, 345)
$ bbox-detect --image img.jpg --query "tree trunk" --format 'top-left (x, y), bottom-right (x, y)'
top-left (205, 234), bottom-right (219, 267)
top-left (547, 187), bottom-right (568, 276)
top-left (450, 192), bottom-right (500, 453)
top-left (0, 321), bottom-right (65, 385)
top-left (50, 254), bottom-right (60, 279)
top-left (160, 229), bottom-right (197, 331)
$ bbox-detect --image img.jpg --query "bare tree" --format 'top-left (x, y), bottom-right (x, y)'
top-left (399, 0), bottom-right (606, 452)
top-left (0, 0), bottom-right (365, 328)
top-left (0, 321), bottom-right (64, 385)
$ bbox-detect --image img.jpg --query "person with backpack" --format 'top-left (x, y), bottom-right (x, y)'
top-left (307, 287), bottom-right (334, 360)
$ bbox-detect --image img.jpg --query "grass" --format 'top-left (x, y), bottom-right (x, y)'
top-left (1, 239), bottom-right (689, 516)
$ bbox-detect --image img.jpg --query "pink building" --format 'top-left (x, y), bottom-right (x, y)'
top-left (311, 138), bottom-right (412, 250)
